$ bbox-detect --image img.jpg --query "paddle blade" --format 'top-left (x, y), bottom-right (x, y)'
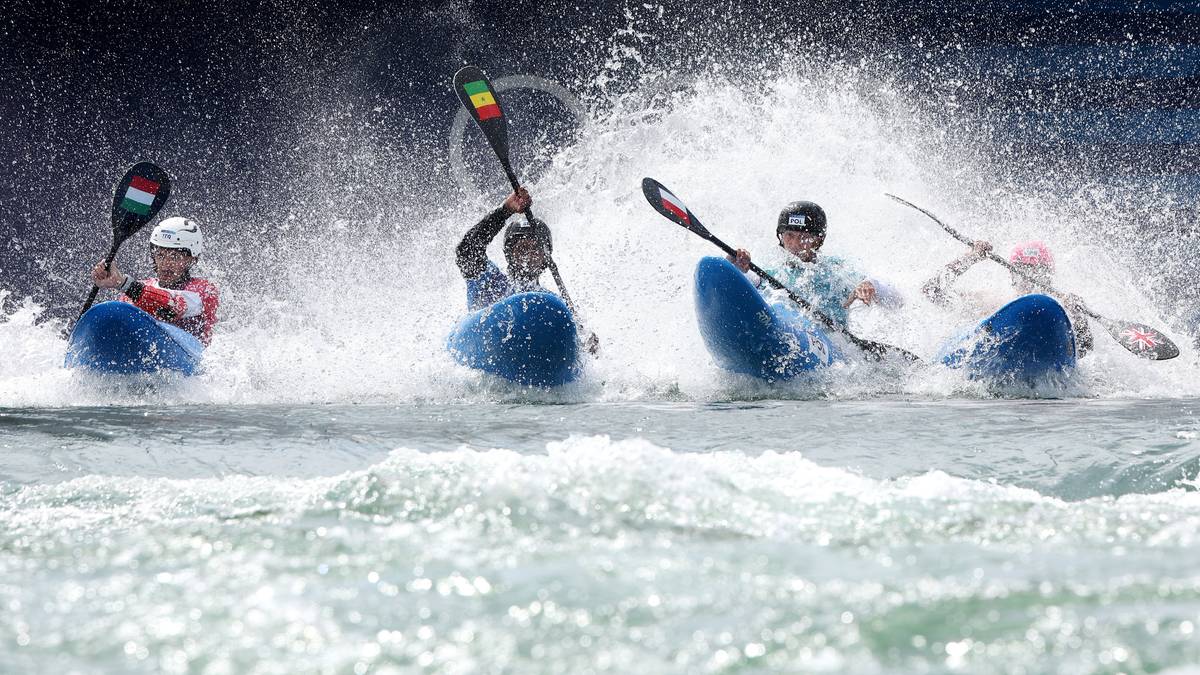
top-left (641, 177), bottom-right (713, 238)
top-left (453, 65), bottom-right (510, 161)
top-left (1098, 319), bottom-right (1180, 360)
top-left (111, 162), bottom-right (171, 245)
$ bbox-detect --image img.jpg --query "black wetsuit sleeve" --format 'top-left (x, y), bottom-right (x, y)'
top-left (921, 275), bottom-right (950, 305)
top-left (1076, 322), bottom-right (1094, 356)
top-left (1070, 306), bottom-right (1095, 356)
top-left (922, 255), bottom-right (979, 306)
top-left (456, 207), bottom-right (512, 279)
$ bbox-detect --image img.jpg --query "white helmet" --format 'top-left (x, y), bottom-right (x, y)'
top-left (150, 217), bottom-right (203, 257)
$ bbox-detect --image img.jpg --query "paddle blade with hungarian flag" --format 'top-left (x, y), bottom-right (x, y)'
top-left (111, 162), bottom-right (171, 245)
top-left (69, 161), bottom-right (172, 328)
top-left (453, 65), bottom-right (510, 164)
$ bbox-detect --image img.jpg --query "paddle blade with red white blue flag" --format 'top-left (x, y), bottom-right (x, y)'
top-left (641, 177), bottom-right (720, 244)
top-left (111, 161), bottom-right (171, 247)
top-left (1098, 318), bottom-right (1180, 360)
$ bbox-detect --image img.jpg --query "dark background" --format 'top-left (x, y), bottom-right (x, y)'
top-left (2, 0), bottom-right (1197, 321)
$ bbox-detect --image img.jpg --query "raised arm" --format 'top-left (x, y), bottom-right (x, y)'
top-left (922, 241), bottom-right (992, 306)
top-left (455, 188), bottom-right (531, 279)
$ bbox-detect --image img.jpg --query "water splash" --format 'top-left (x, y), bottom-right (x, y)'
top-left (3, 61), bottom-right (1197, 406)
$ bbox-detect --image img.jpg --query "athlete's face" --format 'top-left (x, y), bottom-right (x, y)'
top-left (152, 246), bottom-right (195, 284)
top-left (780, 230), bottom-right (823, 262)
top-left (506, 238), bottom-right (547, 281)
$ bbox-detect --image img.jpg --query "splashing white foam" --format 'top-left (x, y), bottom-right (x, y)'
top-left (3, 67), bottom-right (1198, 406)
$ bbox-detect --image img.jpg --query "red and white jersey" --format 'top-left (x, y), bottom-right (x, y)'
top-left (120, 276), bottom-right (219, 346)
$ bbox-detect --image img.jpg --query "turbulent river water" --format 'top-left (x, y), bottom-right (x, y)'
top-left (3, 401), bottom-right (1200, 673)
top-left (4, 44), bottom-right (1200, 673)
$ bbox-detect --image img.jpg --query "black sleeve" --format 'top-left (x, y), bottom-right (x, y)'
top-left (921, 275), bottom-right (950, 305)
top-left (1072, 312), bottom-right (1095, 357)
top-left (922, 255), bottom-right (978, 306)
top-left (456, 207), bottom-right (512, 279)
top-left (125, 279), bottom-right (146, 301)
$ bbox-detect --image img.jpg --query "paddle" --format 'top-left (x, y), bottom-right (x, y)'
top-left (642, 177), bottom-right (922, 363)
top-left (885, 193), bottom-right (1180, 360)
top-left (452, 65), bottom-right (598, 353)
top-left (70, 162), bottom-right (172, 331)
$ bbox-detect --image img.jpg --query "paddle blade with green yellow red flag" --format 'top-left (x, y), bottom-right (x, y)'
top-left (453, 65), bottom-right (511, 166)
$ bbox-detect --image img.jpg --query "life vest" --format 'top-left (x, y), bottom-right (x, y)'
top-left (121, 274), bottom-right (219, 346)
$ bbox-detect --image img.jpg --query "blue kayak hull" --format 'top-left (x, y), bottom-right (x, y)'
top-left (447, 292), bottom-right (581, 387)
top-left (694, 256), bottom-right (843, 381)
top-left (65, 301), bottom-right (204, 375)
top-left (937, 294), bottom-right (1076, 384)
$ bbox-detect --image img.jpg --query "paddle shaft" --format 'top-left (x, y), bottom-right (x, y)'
top-left (691, 225), bottom-right (919, 360)
top-left (918, 204), bottom-right (1109, 323)
top-left (692, 228), bottom-right (846, 332)
top-left (76, 240), bottom-right (122, 323)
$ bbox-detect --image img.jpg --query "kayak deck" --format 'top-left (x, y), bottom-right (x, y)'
top-left (65, 301), bottom-right (204, 375)
top-left (447, 291), bottom-right (581, 387)
top-left (694, 256), bottom-right (843, 381)
top-left (937, 293), bottom-right (1077, 385)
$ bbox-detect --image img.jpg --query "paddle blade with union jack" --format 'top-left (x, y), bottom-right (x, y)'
top-left (1108, 321), bottom-right (1179, 360)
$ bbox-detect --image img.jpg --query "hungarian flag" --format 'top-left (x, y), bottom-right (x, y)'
top-left (120, 175), bottom-right (160, 216)
top-left (659, 187), bottom-right (690, 223)
top-left (462, 79), bottom-right (501, 121)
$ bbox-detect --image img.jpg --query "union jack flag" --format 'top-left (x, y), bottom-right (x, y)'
top-left (1121, 327), bottom-right (1159, 350)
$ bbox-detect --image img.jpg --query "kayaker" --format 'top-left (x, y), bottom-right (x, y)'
top-left (456, 187), bottom-right (550, 309)
top-left (89, 217), bottom-right (219, 347)
top-left (922, 240), bottom-right (1094, 355)
top-left (726, 200), bottom-right (903, 327)
top-left (456, 187), bottom-right (599, 353)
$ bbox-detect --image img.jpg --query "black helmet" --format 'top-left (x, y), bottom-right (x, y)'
top-left (503, 217), bottom-right (553, 260)
top-left (776, 201), bottom-right (827, 241)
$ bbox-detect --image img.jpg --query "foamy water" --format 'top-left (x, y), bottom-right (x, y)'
top-left (3, 403), bottom-right (1200, 673)
top-left (4, 60), bottom-right (1200, 674)
top-left (2, 69), bottom-right (1197, 407)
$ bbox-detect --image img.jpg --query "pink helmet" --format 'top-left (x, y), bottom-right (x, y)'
top-left (1009, 241), bottom-right (1054, 270)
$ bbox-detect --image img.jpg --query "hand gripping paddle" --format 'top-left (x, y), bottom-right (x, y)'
top-left (885, 193), bottom-right (1180, 361)
top-left (643, 177), bottom-right (922, 364)
top-left (70, 162), bottom-right (172, 330)
top-left (453, 65), bottom-right (598, 354)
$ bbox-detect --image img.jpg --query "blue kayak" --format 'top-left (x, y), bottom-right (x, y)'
top-left (65, 301), bottom-right (204, 375)
top-left (447, 292), bottom-right (581, 387)
top-left (937, 294), bottom-right (1076, 384)
top-left (694, 256), bottom-right (843, 381)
